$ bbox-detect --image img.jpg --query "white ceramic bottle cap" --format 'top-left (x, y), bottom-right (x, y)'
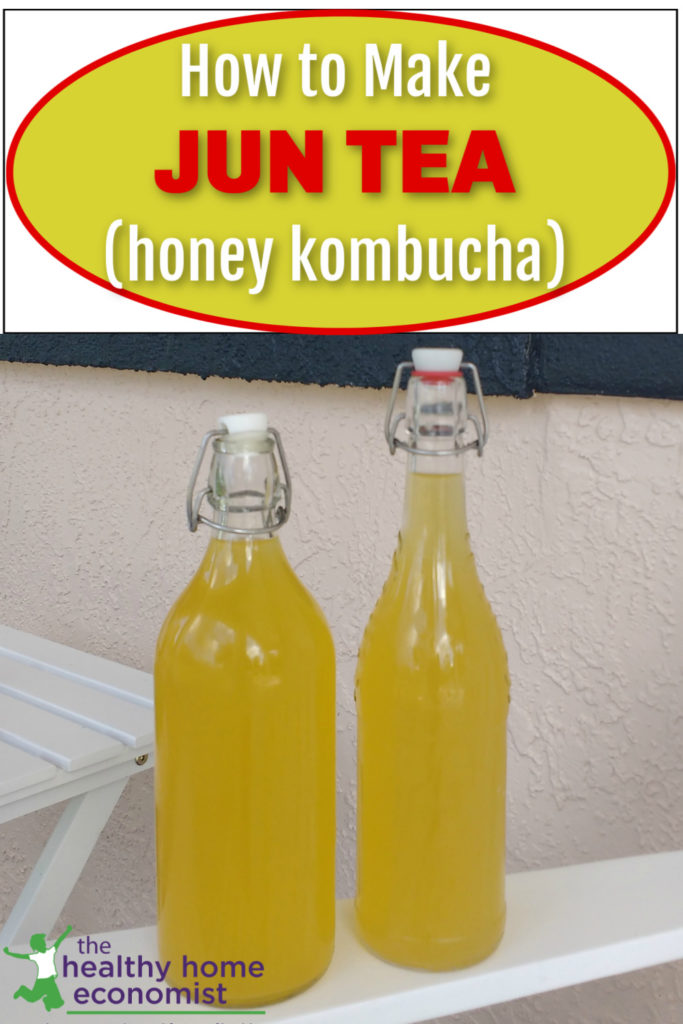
top-left (218, 412), bottom-right (268, 434)
top-left (412, 348), bottom-right (463, 373)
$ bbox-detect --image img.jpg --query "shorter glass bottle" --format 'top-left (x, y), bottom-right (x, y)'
top-left (155, 413), bottom-right (335, 1006)
top-left (355, 349), bottom-right (510, 971)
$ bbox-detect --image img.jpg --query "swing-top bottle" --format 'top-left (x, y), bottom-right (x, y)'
top-left (155, 413), bottom-right (335, 1006)
top-left (355, 349), bottom-right (510, 970)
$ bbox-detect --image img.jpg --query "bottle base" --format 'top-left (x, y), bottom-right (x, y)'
top-left (355, 908), bottom-right (506, 972)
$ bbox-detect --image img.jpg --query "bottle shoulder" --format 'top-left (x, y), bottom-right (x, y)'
top-left (357, 540), bottom-right (509, 688)
top-left (156, 540), bottom-right (333, 671)
top-left (366, 533), bottom-right (492, 624)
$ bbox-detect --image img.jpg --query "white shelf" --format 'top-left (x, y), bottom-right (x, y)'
top-left (3, 851), bottom-right (680, 1023)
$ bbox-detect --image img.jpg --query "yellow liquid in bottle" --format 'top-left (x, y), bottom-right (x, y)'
top-left (356, 472), bottom-right (509, 970)
top-left (155, 535), bottom-right (335, 1006)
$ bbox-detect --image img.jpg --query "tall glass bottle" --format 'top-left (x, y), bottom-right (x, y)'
top-left (355, 349), bottom-right (510, 971)
top-left (155, 413), bottom-right (335, 1006)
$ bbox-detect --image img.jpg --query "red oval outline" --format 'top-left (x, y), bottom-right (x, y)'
top-left (6, 9), bottom-right (676, 335)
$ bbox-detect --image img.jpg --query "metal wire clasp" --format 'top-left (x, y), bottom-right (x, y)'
top-left (186, 426), bottom-right (292, 535)
top-left (384, 361), bottom-right (489, 458)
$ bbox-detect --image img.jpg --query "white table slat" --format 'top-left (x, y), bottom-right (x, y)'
top-left (0, 691), bottom-right (125, 772)
top-left (0, 657), bottom-right (154, 748)
top-left (0, 740), bottom-right (57, 797)
top-left (0, 624), bottom-right (153, 707)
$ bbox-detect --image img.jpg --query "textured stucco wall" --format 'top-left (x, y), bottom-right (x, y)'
top-left (0, 360), bottom-right (681, 1022)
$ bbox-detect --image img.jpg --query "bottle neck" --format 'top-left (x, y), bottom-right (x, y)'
top-left (210, 507), bottom-right (277, 537)
top-left (399, 371), bottom-right (470, 544)
top-left (207, 433), bottom-right (284, 538)
top-left (405, 450), bottom-right (464, 476)
top-left (401, 456), bottom-right (469, 546)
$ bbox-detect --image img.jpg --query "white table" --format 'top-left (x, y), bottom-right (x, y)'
top-left (0, 625), bottom-right (154, 946)
top-left (0, 852), bottom-right (681, 1023)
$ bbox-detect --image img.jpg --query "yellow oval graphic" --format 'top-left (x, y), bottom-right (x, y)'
top-left (7, 12), bottom-right (674, 333)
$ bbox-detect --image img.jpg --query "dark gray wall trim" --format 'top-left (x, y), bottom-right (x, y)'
top-left (1, 333), bottom-right (681, 399)
top-left (529, 334), bottom-right (683, 400)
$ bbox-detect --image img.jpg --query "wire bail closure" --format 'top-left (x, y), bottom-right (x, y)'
top-left (384, 361), bottom-right (489, 458)
top-left (186, 426), bottom-right (292, 535)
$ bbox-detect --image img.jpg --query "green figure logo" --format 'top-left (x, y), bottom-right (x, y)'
top-left (4, 926), bottom-right (72, 1012)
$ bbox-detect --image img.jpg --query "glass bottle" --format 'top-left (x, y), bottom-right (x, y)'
top-left (355, 349), bottom-right (510, 970)
top-left (155, 413), bottom-right (335, 1006)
